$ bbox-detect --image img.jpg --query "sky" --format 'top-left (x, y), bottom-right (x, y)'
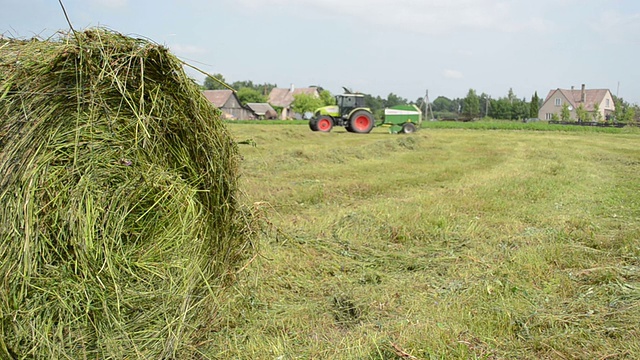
top-left (2, 0), bottom-right (639, 104)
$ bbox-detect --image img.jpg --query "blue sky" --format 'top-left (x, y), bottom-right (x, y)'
top-left (2, 0), bottom-right (639, 104)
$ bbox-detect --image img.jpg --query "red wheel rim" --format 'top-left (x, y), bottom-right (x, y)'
top-left (318, 118), bottom-right (331, 131)
top-left (354, 115), bottom-right (371, 131)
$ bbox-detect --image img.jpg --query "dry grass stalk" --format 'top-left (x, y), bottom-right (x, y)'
top-left (0, 28), bottom-right (252, 358)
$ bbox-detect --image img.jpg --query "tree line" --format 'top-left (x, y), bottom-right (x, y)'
top-left (203, 73), bottom-right (276, 105)
top-left (202, 74), bottom-right (638, 123)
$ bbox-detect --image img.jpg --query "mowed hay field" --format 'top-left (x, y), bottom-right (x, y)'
top-left (212, 124), bottom-right (640, 359)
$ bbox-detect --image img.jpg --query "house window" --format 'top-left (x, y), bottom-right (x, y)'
top-left (605, 99), bottom-right (610, 107)
top-left (546, 113), bottom-right (554, 120)
top-left (555, 98), bottom-right (562, 106)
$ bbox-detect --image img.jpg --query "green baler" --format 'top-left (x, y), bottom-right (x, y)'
top-left (382, 104), bottom-right (423, 134)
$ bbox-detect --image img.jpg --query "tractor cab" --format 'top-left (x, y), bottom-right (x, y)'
top-left (335, 94), bottom-right (366, 117)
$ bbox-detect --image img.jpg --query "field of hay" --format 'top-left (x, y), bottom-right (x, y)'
top-left (211, 124), bottom-right (640, 359)
top-left (5, 28), bottom-right (637, 359)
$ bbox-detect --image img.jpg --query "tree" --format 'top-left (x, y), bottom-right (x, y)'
top-left (575, 104), bottom-right (588, 122)
top-left (560, 103), bottom-right (571, 122)
top-left (232, 80), bottom-right (277, 96)
top-left (511, 99), bottom-right (529, 120)
top-left (291, 93), bottom-right (323, 116)
top-left (319, 90), bottom-right (336, 106)
top-left (622, 106), bottom-right (636, 124)
top-left (462, 89), bottom-right (480, 118)
top-left (364, 94), bottom-right (384, 113)
top-left (236, 88), bottom-right (266, 105)
top-left (430, 96), bottom-right (460, 119)
top-left (489, 98), bottom-right (511, 120)
top-left (483, 89), bottom-right (533, 120)
top-left (363, 94), bottom-right (385, 121)
top-left (614, 98), bottom-right (625, 121)
top-left (203, 74), bottom-right (228, 90)
top-left (592, 103), bottom-right (603, 122)
top-left (612, 96), bottom-right (631, 122)
top-left (529, 92), bottom-right (540, 118)
top-left (432, 96), bottom-right (453, 112)
top-left (507, 88), bottom-right (517, 104)
top-left (231, 80), bottom-right (255, 90)
top-left (384, 93), bottom-right (407, 108)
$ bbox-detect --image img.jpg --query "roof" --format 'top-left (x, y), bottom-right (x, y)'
top-left (202, 90), bottom-right (234, 108)
top-left (246, 103), bottom-right (276, 116)
top-left (268, 87), bottom-right (319, 107)
top-left (544, 88), bottom-right (612, 111)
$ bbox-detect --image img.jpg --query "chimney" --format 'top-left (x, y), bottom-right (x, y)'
top-left (289, 83), bottom-right (295, 93)
top-left (581, 84), bottom-right (586, 103)
top-left (571, 86), bottom-right (574, 90)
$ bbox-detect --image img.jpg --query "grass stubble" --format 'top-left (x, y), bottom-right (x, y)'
top-left (216, 124), bottom-right (640, 359)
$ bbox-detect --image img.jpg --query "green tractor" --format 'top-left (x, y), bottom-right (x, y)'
top-left (308, 92), bottom-right (375, 134)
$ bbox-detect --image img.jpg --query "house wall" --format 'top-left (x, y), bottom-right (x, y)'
top-left (538, 89), bottom-right (616, 121)
top-left (598, 91), bottom-right (616, 118)
top-left (222, 96), bottom-right (255, 120)
top-left (269, 87), bottom-right (320, 120)
top-left (539, 90), bottom-right (572, 120)
top-left (280, 107), bottom-right (292, 120)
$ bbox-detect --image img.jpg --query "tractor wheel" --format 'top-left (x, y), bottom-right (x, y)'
top-left (308, 118), bottom-right (319, 131)
top-left (345, 123), bottom-right (354, 132)
top-left (401, 123), bottom-right (417, 134)
top-left (316, 116), bottom-right (334, 132)
top-left (348, 111), bottom-right (374, 134)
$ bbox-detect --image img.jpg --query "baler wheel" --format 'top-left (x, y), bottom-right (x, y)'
top-left (401, 123), bottom-right (416, 134)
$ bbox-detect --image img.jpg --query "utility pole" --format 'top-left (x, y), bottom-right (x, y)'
top-left (424, 90), bottom-right (434, 121)
top-left (424, 90), bottom-right (429, 120)
top-left (485, 97), bottom-right (490, 118)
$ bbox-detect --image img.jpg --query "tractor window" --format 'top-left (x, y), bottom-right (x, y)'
top-left (338, 96), bottom-right (355, 108)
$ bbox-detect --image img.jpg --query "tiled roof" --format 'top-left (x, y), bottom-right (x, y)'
top-left (544, 88), bottom-right (611, 111)
top-left (246, 103), bottom-right (276, 116)
top-left (268, 87), bottom-right (318, 107)
top-left (202, 90), bottom-right (233, 108)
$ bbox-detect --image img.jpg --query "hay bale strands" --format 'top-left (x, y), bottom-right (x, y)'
top-left (0, 29), bottom-right (251, 358)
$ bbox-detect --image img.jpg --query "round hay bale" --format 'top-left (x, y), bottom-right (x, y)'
top-left (0, 29), bottom-right (251, 358)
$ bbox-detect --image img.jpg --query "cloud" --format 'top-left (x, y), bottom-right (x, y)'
top-left (232, 0), bottom-right (552, 35)
top-left (443, 69), bottom-right (463, 79)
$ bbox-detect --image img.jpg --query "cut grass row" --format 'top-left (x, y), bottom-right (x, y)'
top-left (227, 118), bottom-right (639, 134)
top-left (208, 125), bottom-right (640, 359)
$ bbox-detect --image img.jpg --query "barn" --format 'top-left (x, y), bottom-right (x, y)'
top-left (203, 90), bottom-right (255, 119)
top-left (246, 103), bottom-right (278, 119)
